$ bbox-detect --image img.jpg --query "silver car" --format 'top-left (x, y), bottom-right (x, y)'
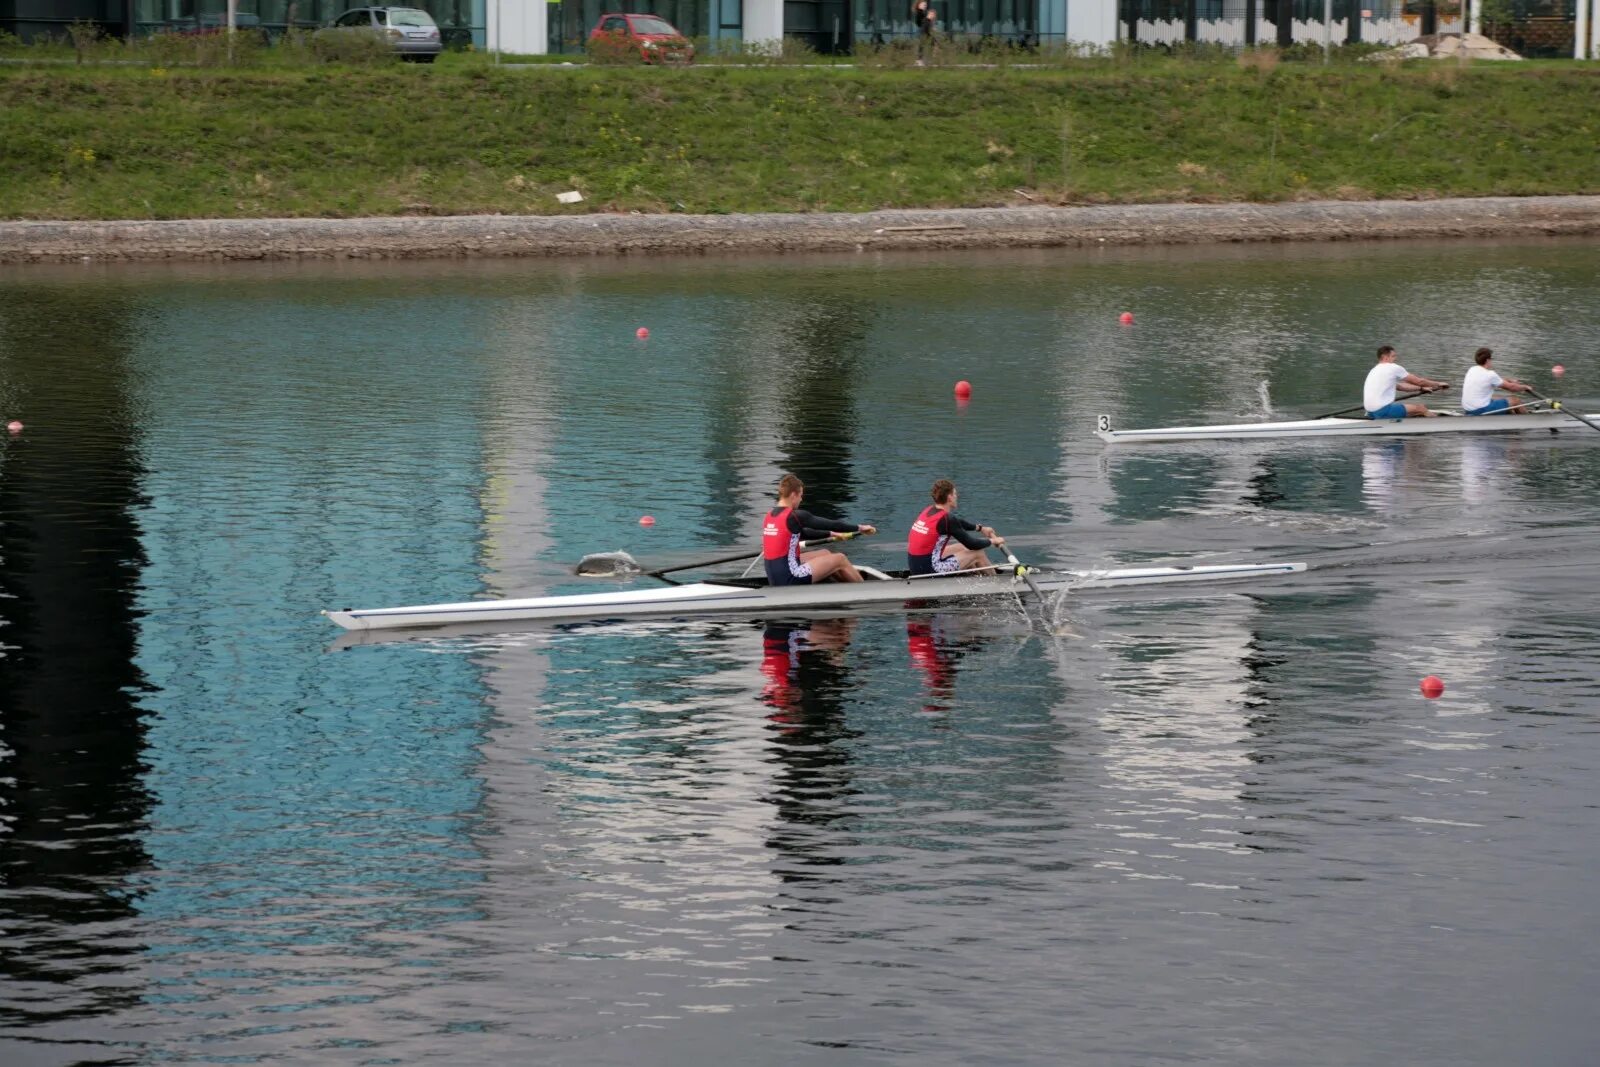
top-left (328, 6), bottom-right (443, 61)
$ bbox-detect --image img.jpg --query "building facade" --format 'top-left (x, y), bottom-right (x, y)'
top-left (1, 0), bottom-right (1593, 57)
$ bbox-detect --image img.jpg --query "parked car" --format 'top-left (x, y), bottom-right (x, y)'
top-left (588, 13), bottom-right (694, 64)
top-left (325, 6), bottom-right (442, 61)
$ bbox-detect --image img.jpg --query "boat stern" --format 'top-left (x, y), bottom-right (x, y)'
top-left (321, 608), bottom-right (366, 631)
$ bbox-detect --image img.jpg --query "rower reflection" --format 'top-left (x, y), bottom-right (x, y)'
top-left (759, 617), bottom-right (861, 850)
top-left (759, 617), bottom-right (858, 728)
top-left (906, 613), bottom-right (988, 714)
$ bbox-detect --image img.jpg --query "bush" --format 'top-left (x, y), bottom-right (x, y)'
top-left (585, 33), bottom-right (643, 65)
top-left (308, 28), bottom-right (396, 64)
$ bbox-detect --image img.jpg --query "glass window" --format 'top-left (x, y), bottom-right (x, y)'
top-left (628, 15), bottom-right (678, 33)
top-left (388, 7), bottom-right (434, 25)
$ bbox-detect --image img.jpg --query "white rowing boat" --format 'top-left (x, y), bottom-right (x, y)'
top-left (323, 561), bottom-right (1308, 631)
top-left (1096, 409), bottom-right (1600, 444)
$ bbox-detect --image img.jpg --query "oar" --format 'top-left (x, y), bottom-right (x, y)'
top-left (998, 542), bottom-right (1048, 604)
top-left (1310, 385), bottom-right (1447, 420)
top-left (1524, 387), bottom-right (1600, 435)
top-left (577, 532), bottom-right (864, 580)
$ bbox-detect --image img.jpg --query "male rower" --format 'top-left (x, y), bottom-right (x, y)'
top-left (1461, 347), bottom-right (1533, 415)
top-left (762, 473), bottom-right (877, 586)
top-left (1365, 345), bottom-right (1450, 419)
top-left (906, 479), bottom-right (1006, 576)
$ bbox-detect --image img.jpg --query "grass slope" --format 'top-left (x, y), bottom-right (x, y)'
top-left (2, 61), bottom-right (1597, 220)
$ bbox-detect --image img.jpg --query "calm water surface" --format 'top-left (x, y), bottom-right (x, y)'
top-left (1, 240), bottom-right (1598, 1066)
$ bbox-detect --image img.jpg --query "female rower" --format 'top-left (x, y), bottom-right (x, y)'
top-left (762, 473), bottom-right (877, 586)
top-left (906, 479), bottom-right (1005, 576)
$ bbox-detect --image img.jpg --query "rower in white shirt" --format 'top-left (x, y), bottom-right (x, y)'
top-left (1461, 347), bottom-right (1533, 416)
top-left (1363, 345), bottom-right (1450, 419)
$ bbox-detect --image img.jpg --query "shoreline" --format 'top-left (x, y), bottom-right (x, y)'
top-left (3, 196), bottom-right (1599, 264)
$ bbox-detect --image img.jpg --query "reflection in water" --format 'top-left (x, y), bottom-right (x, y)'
top-left (2, 243), bottom-right (1600, 1064)
top-left (906, 613), bottom-right (991, 713)
top-left (774, 302), bottom-right (871, 516)
top-left (0, 289), bottom-right (154, 1032)
top-left (761, 618), bottom-right (860, 854)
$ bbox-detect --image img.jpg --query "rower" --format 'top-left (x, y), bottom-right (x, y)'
top-left (1461, 347), bottom-right (1533, 415)
top-left (1364, 345), bottom-right (1449, 419)
top-left (906, 479), bottom-right (1006, 576)
top-left (761, 473), bottom-right (876, 586)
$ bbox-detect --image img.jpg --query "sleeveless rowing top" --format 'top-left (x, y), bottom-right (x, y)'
top-left (763, 506), bottom-right (796, 563)
top-left (762, 506), bottom-right (811, 585)
top-left (907, 505), bottom-right (949, 574)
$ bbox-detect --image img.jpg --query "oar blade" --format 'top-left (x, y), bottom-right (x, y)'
top-left (576, 550), bottom-right (642, 577)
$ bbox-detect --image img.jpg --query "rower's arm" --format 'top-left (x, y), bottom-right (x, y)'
top-left (943, 513), bottom-right (993, 551)
top-left (793, 509), bottom-right (860, 538)
top-left (1403, 372), bottom-right (1449, 390)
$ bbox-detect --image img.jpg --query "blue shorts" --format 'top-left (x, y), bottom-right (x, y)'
top-left (1465, 398), bottom-right (1511, 416)
top-left (764, 558), bottom-right (812, 587)
top-left (1366, 402), bottom-right (1409, 420)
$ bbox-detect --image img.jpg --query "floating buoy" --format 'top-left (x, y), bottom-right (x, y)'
top-left (636, 327), bottom-right (650, 339)
top-left (1119, 312), bottom-right (1135, 325)
top-left (639, 515), bottom-right (655, 526)
top-left (1420, 675), bottom-right (1444, 698)
top-left (5, 420), bottom-right (20, 433)
top-left (1552, 364), bottom-right (1565, 377)
top-left (954, 380), bottom-right (972, 399)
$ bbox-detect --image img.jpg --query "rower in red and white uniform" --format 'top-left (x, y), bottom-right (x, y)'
top-left (906, 479), bottom-right (1005, 576)
top-left (762, 473), bottom-right (877, 586)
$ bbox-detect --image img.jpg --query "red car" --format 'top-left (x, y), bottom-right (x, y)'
top-left (588, 13), bottom-right (694, 64)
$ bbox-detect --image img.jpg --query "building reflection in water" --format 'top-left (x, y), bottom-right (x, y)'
top-left (0, 287), bottom-right (155, 1030)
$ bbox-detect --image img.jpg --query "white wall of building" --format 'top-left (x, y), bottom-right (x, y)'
top-left (486, 0), bottom-right (547, 55)
top-left (1066, 0), bottom-right (1120, 47)
top-left (744, 0), bottom-right (784, 48)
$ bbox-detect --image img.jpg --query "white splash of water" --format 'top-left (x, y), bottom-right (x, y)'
top-left (1257, 379), bottom-right (1274, 417)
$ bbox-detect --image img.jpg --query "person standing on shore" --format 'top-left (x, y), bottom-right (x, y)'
top-left (912, 0), bottom-right (937, 64)
top-left (1364, 344), bottom-right (1450, 419)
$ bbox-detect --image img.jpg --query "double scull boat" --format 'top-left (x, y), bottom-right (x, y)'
top-left (1096, 408), bottom-right (1600, 444)
top-left (323, 560), bottom-right (1308, 632)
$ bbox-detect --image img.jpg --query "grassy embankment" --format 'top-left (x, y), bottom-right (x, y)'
top-left (2, 49), bottom-right (1597, 220)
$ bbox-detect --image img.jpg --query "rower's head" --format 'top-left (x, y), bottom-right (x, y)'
top-left (931, 478), bottom-right (957, 508)
top-left (1475, 347), bottom-right (1493, 367)
top-left (777, 472), bottom-right (804, 505)
top-left (1376, 345), bottom-right (1397, 363)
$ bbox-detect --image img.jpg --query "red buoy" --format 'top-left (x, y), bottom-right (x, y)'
top-left (1552, 364), bottom-right (1565, 377)
top-left (5, 420), bottom-right (20, 433)
top-left (1420, 675), bottom-right (1444, 698)
top-left (1119, 312), bottom-right (1135, 325)
top-left (636, 327), bottom-right (650, 339)
top-left (954, 380), bottom-right (972, 399)
top-left (639, 515), bottom-right (655, 526)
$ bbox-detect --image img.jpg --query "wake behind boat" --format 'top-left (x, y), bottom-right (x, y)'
top-left (322, 560), bottom-right (1308, 632)
top-left (1096, 408), bottom-right (1600, 444)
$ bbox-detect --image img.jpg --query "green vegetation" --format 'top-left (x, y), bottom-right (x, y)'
top-left (1, 44), bottom-right (1596, 220)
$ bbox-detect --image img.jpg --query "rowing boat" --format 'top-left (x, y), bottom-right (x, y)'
top-left (1096, 409), bottom-right (1600, 444)
top-left (323, 561), bottom-right (1307, 631)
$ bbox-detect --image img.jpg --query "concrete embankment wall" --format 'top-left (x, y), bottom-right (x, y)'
top-left (3, 196), bottom-right (1599, 264)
